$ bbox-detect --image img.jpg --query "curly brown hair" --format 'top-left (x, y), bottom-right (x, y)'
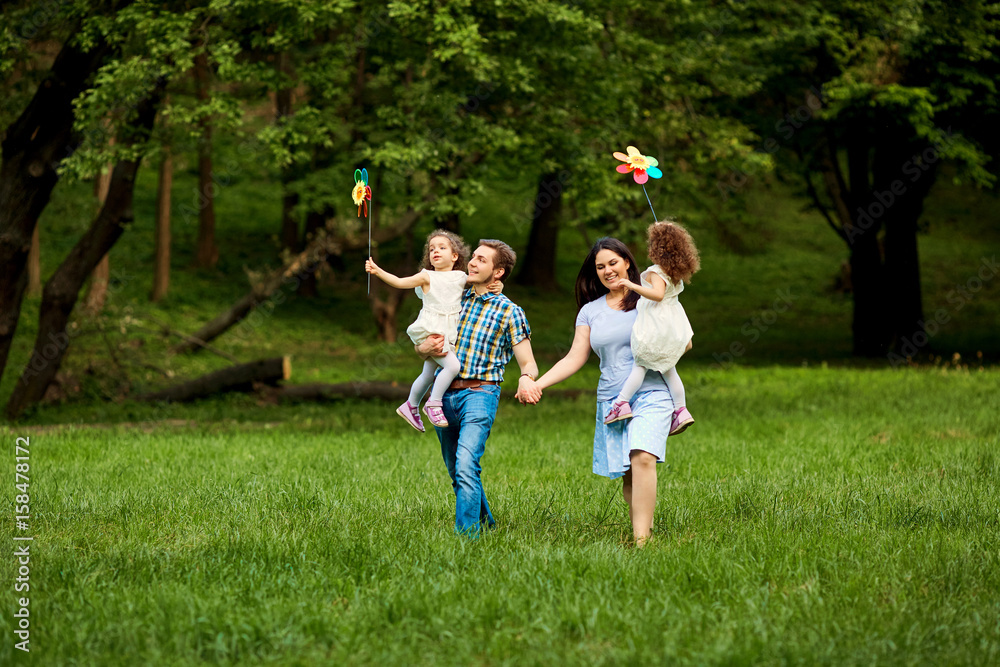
top-left (646, 220), bottom-right (700, 285)
top-left (421, 229), bottom-right (470, 272)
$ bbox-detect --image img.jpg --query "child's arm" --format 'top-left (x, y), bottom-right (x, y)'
top-left (465, 272), bottom-right (504, 294)
top-left (620, 272), bottom-right (668, 302)
top-left (365, 258), bottom-right (430, 290)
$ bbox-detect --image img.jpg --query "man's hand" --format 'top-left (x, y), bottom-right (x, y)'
top-left (415, 334), bottom-right (446, 358)
top-left (516, 376), bottom-right (542, 405)
top-left (512, 339), bottom-right (540, 404)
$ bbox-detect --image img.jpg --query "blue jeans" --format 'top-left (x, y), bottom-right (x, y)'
top-left (435, 384), bottom-right (501, 537)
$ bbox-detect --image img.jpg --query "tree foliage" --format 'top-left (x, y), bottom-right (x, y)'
top-left (0, 0), bottom-right (997, 413)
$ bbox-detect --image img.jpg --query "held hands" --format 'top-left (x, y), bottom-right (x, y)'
top-left (515, 376), bottom-right (542, 405)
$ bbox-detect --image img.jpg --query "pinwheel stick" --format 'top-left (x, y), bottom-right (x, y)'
top-left (642, 185), bottom-right (658, 221)
top-left (367, 195), bottom-right (372, 295)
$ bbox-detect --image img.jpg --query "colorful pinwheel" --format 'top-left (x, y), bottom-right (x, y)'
top-left (352, 168), bottom-right (372, 217)
top-left (613, 145), bottom-right (663, 184)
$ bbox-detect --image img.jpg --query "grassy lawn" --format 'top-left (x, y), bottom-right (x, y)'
top-left (2, 366), bottom-right (998, 665)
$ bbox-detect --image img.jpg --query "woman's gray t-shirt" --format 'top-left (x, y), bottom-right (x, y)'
top-left (575, 296), bottom-right (669, 401)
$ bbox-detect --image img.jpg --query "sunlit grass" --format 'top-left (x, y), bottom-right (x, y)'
top-left (1, 367), bottom-right (997, 664)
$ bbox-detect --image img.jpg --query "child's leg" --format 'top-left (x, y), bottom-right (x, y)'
top-left (615, 363), bottom-right (648, 403)
top-left (407, 359), bottom-right (438, 406)
top-left (662, 367), bottom-right (686, 408)
top-left (427, 352), bottom-right (461, 403)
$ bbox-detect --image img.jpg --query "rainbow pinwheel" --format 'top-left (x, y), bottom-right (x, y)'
top-left (352, 168), bottom-right (372, 217)
top-left (613, 145), bottom-right (663, 184)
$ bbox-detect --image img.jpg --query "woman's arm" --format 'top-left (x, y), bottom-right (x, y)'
top-left (620, 272), bottom-right (667, 302)
top-left (535, 325), bottom-right (592, 390)
top-left (365, 259), bottom-right (429, 290)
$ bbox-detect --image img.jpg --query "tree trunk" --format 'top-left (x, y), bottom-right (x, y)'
top-left (819, 136), bottom-right (892, 357)
top-left (281, 188), bottom-right (300, 252)
top-left (0, 28), bottom-right (116, 384)
top-left (848, 230), bottom-right (887, 356)
top-left (5, 87), bottom-right (162, 419)
top-left (876, 139), bottom-right (936, 352)
top-left (194, 51), bottom-right (218, 269)
top-left (516, 172), bottom-right (563, 287)
top-left (85, 256), bottom-right (111, 314)
top-left (27, 226), bottom-right (41, 296)
top-left (151, 147), bottom-right (173, 302)
top-left (279, 381), bottom-right (410, 401)
top-left (137, 357), bottom-right (290, 402)
top-left (84, 165), bottom-right (113, 314)
top-left (371, 283), bottom-right (406, 342)
top-left (277, 52), bottom-right (300, 251)
top-left (436, 211), bottom-right (460, 234)
top-left (884, 211), bottom-right (927, 350)
top-left (297, 209), bottom-right (326, 297)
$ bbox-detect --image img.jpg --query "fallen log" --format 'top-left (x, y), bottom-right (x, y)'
top-left (274, 382), bottom-right (589, 402)
top-left (144, 314), bottom-right (241, 363)
top-left (278, 381), bottom-right (408, 401)
top-left (173, 209), bottom-right (423, 354)
top-left (137, 356), bottom-right (290, 402)
top-left (170, 242), bottom-right (333, 354)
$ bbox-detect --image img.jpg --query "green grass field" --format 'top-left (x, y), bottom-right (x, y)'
top-left (2, 367), bottom-right (998, 665)
top-left (1, 139), bottom-right (999, 663)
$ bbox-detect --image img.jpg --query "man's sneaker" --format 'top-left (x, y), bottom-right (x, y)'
top-left (423, 400), bottom-right (449, 428)
top-left (395, 401), bottom-right (425, 432)
top-left (604, 399), bottom-right (633, 424)
top-left (669, 406), bottom-right (694, 435)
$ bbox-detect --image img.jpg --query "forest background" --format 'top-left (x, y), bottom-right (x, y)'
top-left (1, 2), bottom-right (999, 665)
top-left (1, 0), bottom-right (998, 418)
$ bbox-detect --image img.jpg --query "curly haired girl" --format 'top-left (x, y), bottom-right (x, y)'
top-left (366, 230), bottom-right (474, 431)
top-left (604, 220), bottom-right (700, 435)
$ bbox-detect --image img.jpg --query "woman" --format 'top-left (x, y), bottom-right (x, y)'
top-left (534, 238), bottom-right (677, 547)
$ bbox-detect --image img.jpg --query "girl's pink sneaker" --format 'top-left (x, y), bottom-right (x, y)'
top-left (423, 400), bottom-right (449, 428)
top-left (669, 406), bottom-right (694, 435)
top-left (395, 401), bottom-right (425, 432)
top-left (604, 399), bottom-right (633, 424)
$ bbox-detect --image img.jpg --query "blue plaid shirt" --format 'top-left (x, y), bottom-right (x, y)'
top-left (452, 288), bottom-right (531, 382)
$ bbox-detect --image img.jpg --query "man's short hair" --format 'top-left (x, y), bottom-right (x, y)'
top-left (478, 239), bottom-right (517, 283)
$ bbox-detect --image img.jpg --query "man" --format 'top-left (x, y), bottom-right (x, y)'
top-left (417, 239), bottom-right (541, 537)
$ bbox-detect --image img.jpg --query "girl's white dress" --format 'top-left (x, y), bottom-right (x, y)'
top-left (630, 265), bottom-right (694, 373)
top-left (405, 269), bottom-right (468, 353)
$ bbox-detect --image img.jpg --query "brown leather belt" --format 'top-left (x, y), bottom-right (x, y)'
top-left (448, 378), bottom-right (499, 390)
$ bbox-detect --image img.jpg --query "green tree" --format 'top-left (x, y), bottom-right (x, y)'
top-left (725, 0), bottom-right (998, 356)
top-left (0, 1), bottom-right (131, 385)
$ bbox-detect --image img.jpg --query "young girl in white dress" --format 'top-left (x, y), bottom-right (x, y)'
top-left (365, 230), bottom-right (477, 432)
top-left (604, 221), bottom-right (700, 434)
